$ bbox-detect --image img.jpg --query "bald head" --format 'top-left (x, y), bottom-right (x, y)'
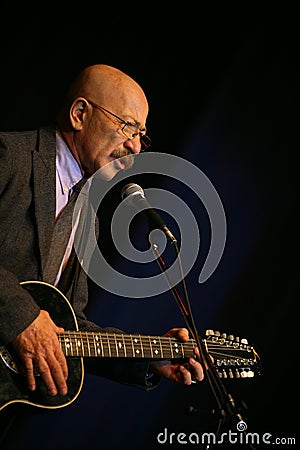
top-left (64, 64), bottom-right (147, 111)
top-left (57, 64), bottom-right (148, 130)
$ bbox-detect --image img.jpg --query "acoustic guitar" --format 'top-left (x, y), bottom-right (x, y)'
top-left (0, 281), bottom-right (260, 412)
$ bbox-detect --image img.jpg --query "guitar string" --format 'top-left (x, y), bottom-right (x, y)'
top-left (58, 340), bottom-right (249, 351)
top-left (58, 334), bottom-right (250, 350)
top-left (58, 336), bottom-right (249, 352)
top-left (58, 335), bottom-right (253, 359)
top-left (59, 331), bottom-right (247, 345)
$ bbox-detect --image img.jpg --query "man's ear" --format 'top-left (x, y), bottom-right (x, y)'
top-left (69, 97), bottom-right (89, 131)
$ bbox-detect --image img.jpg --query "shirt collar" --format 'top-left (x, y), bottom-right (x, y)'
top-left (56, 133), bottom-right (82, 195)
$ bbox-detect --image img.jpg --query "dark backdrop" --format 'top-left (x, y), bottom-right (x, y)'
top-left (1, 5), bottom-right (298, 449)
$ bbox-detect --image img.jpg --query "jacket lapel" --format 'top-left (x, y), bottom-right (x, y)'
top-left (33, 127), bottom-right (56, 279)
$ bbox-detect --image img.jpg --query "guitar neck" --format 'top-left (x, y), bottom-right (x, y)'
top-left (15, 281), bottom-right (259, 382)
top-left (59, 331), bottom-right (196, 360)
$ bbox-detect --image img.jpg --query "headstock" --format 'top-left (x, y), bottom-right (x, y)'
top-left (205, 329), bottom-right (261, 379)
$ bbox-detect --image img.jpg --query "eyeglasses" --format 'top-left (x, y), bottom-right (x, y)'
top-left (86, 99), bottom-right (151, 151)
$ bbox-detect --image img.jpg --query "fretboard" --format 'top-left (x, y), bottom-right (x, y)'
top-left (59, 332), bottom-right (196, 359)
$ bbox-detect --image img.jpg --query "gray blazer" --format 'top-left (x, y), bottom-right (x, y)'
top-left (0, 127), bottom-right (157, 389)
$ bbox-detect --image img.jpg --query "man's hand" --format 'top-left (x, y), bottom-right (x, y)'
top-left (149, 328), bottom-right (204, 385)
top-left (12, 310), bottom-right (68, 396)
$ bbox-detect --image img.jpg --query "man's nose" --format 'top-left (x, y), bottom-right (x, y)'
top-left (124, 136), bottom-right (142, 154)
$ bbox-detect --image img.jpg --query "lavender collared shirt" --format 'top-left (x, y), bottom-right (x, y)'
top-left (54, 133), bottom-right (83, 285)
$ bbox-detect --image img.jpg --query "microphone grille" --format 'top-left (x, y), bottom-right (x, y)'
top-left (121, 183), bottom-right (144, 200)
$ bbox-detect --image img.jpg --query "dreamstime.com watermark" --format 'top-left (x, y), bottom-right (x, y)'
top-left (156, 423), bottom-right (296, 446)
top-left (73, 152), bottom-right (227, 297)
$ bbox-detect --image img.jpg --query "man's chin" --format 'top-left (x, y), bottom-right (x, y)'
top-left (94, 160), bottom-right (124, 181)
top-left (95, 164), bottom-right (119, 181)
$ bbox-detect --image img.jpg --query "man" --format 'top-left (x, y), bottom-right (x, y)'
top-left (0, 64), bottom-right (204, 443)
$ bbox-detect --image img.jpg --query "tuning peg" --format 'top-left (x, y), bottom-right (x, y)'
top-left (205, 329), bottom-right (214, 336)
top-left (235, 369), bottom-right (240, 378)
top-left (241, 338), bottom-right (248, 345)
top-left (240, 370), bottom-right (249, 378)
top-left (228, 335), bottom-right (234, 341)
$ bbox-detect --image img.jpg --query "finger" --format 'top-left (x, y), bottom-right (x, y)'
top-left (179, 365), bottom-right (193, 385)
top-left (49, 363), bottom-right (68, 396)
top-left (193, 347), bottom-right (213, 370)
top-left (24, 358), bottom-right (36, 392)
top-left (47, 355), bottom-right (68, 396)
top-left (166, 328), bottom-right (189, 341)
top-left (189, 357), bottom-right (204, 382)
top-left (176, 328), bottom-right (189, 342)
top-left (54, 348), bottom-right (68, 380)
top-left (179, 358), bottom-right (204, 384)
top-left (36, 355), bottom-right (68, 396)
top-left (36, 359), bottom-right (58, 396)
top-left (53, 325), bottom-right (65, 335)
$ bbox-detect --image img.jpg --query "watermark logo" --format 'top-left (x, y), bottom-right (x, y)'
top-left (156, 423), bottom-right (296, 446)
top-left (236, 420), bottom-right (247, 432)
top-left (73, 152), bottom-right (227, 298)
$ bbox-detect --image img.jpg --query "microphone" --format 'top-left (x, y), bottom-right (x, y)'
top-left (121, 183), bottom-right (177, 244)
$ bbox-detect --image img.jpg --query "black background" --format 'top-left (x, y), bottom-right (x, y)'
top-left (1, 5), bottom-right (298, 449)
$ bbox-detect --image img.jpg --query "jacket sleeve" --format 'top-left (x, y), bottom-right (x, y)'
top-left (0, 137), bottom-right (40, 344)
top-left (0, 267), bottom-right (40, 344)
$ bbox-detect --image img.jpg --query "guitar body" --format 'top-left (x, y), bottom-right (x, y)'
top-left (0, 281), bottom-right (84, 411)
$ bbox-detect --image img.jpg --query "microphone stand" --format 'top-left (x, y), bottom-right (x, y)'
top-left (150, 240), bottom-right (256, 450)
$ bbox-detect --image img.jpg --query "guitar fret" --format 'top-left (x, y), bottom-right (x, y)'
top-left (139, 335), bottom-right (144, 357)
top-left (130, 336), bottom-right (134, 357)
top-left (159, 336), bottom-right (163, 358)
top-left (91, 333), bottom-right (97, 356)
top-left (60, 335), bottom-right (66, 355)
top-left (96, 334), bottom-right (102, 356)
top-left (76, 336), bottom-right (81, 356)
top-left (106, 333), bottom-right (112, 357)
top-left (132, 335), bottom-right (146, 357)
top-left (98, 333), bottom-right (104, 357)
top-left (73, 336), bottom-right (78, 356)
top-left (69, 334), bottom-right (74, 355)
top-left (114, 334), bottom-right (119, 357)
top-left (80, 334), bottom-right (86, 356)
top-left (148, 336), bottom-right (154, 358)
top-left (85, 332), bottom-right (91, 356)
top-left (63, 333), bottom-right (71, 356)
top-left (112, 334), bottom-right (126, 357)
top-left (172, 339), bottom-right (181, 358)
top-left (132, 336), bottom-right (138, 357)
top-left (180, 342), bottom-right (186, 358)
top-left (122, 334), bottom-right (127, 357)
top-left (91, 333), bottom-right (100, 357)
top-left (169, 338), bottom-right (175, 359)
top-left (149, 337), bottom-right (162, 358)
top-left (66, 334), bottom-right (72, 356)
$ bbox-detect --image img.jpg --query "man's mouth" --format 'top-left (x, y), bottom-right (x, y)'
top-left (113, 157), bottom-right (126, 170)
top-left (111, 153), bottom-right (135, 170)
